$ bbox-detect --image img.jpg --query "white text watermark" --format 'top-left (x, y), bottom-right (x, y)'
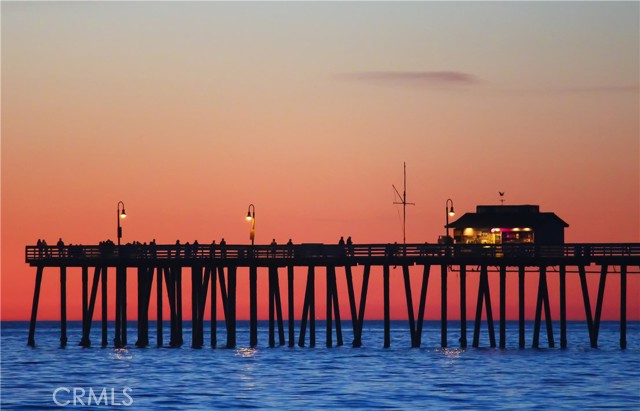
top-left (52, 387), bottom-right (133, 407)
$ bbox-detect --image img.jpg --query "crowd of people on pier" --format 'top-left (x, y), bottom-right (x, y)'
top-left (32, 236), bottom-right (363, 260)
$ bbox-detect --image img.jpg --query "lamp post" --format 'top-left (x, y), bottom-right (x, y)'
top-left (246, 204), bottom-right (255, 246)
top-left (117, 201), bottom-right (127, 246)
top-left (445, 199), bottom-right (455, 244)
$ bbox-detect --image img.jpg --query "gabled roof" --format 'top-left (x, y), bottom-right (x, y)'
top-left (446, 205), bottom-right (569, 229)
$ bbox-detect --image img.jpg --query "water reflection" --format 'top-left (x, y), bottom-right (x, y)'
top-left (235, 347), bottom-right (258, 358)
top-left (110, 348), bottom-right (133, 361)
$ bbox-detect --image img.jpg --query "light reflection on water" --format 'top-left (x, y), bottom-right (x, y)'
top-left (2, 321), bottom-right (639, 410)
top-left (110, 348), bottom-right (134, 361)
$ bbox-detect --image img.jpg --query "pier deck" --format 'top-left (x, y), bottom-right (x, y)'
top-left (25, 243), bottom-right (640, 350)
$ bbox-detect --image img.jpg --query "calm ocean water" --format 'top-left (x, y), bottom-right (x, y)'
top-left (2, 320), bottom-right (639, 410)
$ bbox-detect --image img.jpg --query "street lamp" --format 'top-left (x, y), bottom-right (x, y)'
top-left (117, 201), bottom-right (127, 246)
top-left (246, 204), bottom-right (255, 246)
top-left (445, 199), bottom-right (455, 244)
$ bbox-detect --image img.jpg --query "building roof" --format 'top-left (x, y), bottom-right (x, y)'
top-left (446, 205), bottom-right (569, 229)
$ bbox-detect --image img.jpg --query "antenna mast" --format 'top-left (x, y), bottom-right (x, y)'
top-left (393, 162), bottom-right (415, 245)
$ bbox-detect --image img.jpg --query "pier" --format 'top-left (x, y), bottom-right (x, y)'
top-left (26, 242), bottom-right (639, 349)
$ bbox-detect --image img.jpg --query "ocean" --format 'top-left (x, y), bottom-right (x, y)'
top-left (2, 320), bottom-right (639, 410)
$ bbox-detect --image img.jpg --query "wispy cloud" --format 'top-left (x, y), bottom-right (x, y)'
top-left (339, 70), bottom-right (481, 86)
top-left (549, 85), bottom-right (639, 94)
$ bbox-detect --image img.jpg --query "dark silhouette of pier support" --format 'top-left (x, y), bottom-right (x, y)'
top-left (459, 265), bottom-right (467, 348)
top-left (287, 265), bottom-right (295, 347)
top-left (60, 267), bottom-right (67, 347)
top-left (24, 242), bottom-right (640, 350)
top-left (114, 266), bottom-right (127, 348)
top-left (473, 265), bottom-right (496, 348)
top-left (383, 265), bottom-right (390, 348)
top-left (249, 265), bottom-right (257, 347)
top-left (80, 266), bottom-right (103, 347)
top-left (156, 267), bottom-right (163, 347)
top-left (441, 265), bottom-right (448, 348)
top-left (345, 265), bottom-right (370, 348)
top-left (532, 266), bottom-right (554, 348)
top-left (298, 266), bottom-right (316, 347)
top-left (560, 265), bottom-right (567, 348)
top-left (621, 265), bottom-right (627, 349)
top-left (401, 264), bottom-right (430, 348)
top-left (325, 265), bottom-right (343, 348)
top-left (268, 266), bottom-right (285, 347)
top-left (27, 266), bottom-right (43, 347)
top-left (499, 265), bottom-right (506, 349)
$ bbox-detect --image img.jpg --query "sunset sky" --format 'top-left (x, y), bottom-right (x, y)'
top-left (2, 2), bottom-right (638, 324)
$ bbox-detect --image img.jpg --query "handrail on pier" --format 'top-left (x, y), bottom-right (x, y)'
top-left (25, 243), bottom-right (640, 264)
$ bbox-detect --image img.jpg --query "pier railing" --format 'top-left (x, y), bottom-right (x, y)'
top-left (25, 243), bottom-right (640, 264)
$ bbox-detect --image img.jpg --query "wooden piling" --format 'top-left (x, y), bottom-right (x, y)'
top-left (518, 266), bottom-right (525, 348)
top-left (326, 266), bottom-right (333, 348)
top-left (593, 264), bottom-right (608, 348)
top-left (81, 267), bottom-right (102, 347)
top-left (157, 267), bottom-right (163, 347)
top-left (197, 267), bottom-right (210, 348)
top-left (578, 265), bottom-right (595, 347)
top-left (620, 265), bottom-right (627, 349)
top-left (81, 266), bottom-right (89, 347)
top-left (559, 265), bottom-right (567, 348)
top-left (60, 267), bottom-right (67, 347)
top-left (459, 265), bottom-right (467, 348)
top-left (532, 266), bottom-right (554, 348)
top-left (402, 265), bottom-right (417, 347)
top-left (27, 266), bottom-right (44, 347)
top-left (250, 265), bottom-right (258, 347)
top-left (473, 265), bottom-right (495, 348)
top-left (347, 265), bottom-right (370, 348)
top-left (271, 266), bottom-right (285, 346)
top-left (210, 265), bottom-right (217, 348)
top-left (499, 265), bottom-right (506, 349)
top-left (441, 264), bottom-right (447, 348)
top-left (384, 265), bottom-right (390, 348)
top-left (191, 266), bottom-right (198, 348)
top-left (101, 267), bottom-right (108, 347)
top-left (123, 267), bottom-right (128, 346)
top-left (287, 265), bottom-right (294, 347)
top-left (175, 267), bottom-right (183, 347)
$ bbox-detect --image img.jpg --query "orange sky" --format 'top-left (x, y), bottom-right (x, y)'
top-left (2, 2), bottom-right (639, 324)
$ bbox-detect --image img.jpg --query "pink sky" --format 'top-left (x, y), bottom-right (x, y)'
top-left (2, 2), bottom-right (638, 322)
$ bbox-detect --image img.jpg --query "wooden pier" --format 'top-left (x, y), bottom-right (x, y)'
top-left (25, 243), bottom-right (640, 349)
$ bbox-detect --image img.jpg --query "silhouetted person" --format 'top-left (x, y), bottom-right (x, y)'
top-left (175, 240), bottom-right (181, 258)
top-left (346, 236), bottom-right (353, 256)
top-left (150, 239), bottom-right (157, 258)
top-left (271, 239), bottom-right (277, 257)
top-left (287, 239), bottom-right (293, 257)
top-left (338, 236), bottom-right (345, 245)
top-left (193, 240), bottom-right (199, 257)
top-left (42, 239), bottom-right (49, 256)
top-left (37, 239), bottom-right (43, 257)
top-left (209, 240), bottom-right (216, 258)
top-left (220, 238), bottom-right (226, 258)
top-left (57, 238), bottom-right (65, 257)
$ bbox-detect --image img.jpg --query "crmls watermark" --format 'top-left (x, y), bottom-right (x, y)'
top-left (52, 387), bottom-right (133, 407)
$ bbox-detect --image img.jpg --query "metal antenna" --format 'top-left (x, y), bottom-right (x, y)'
top-left (393, 162), bottom-right (415, 245)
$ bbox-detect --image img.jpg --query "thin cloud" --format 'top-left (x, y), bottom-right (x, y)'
top-left (339, 70), bottom-right (481, 86)
top-left (551, 85), bottom-right (639, 94)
